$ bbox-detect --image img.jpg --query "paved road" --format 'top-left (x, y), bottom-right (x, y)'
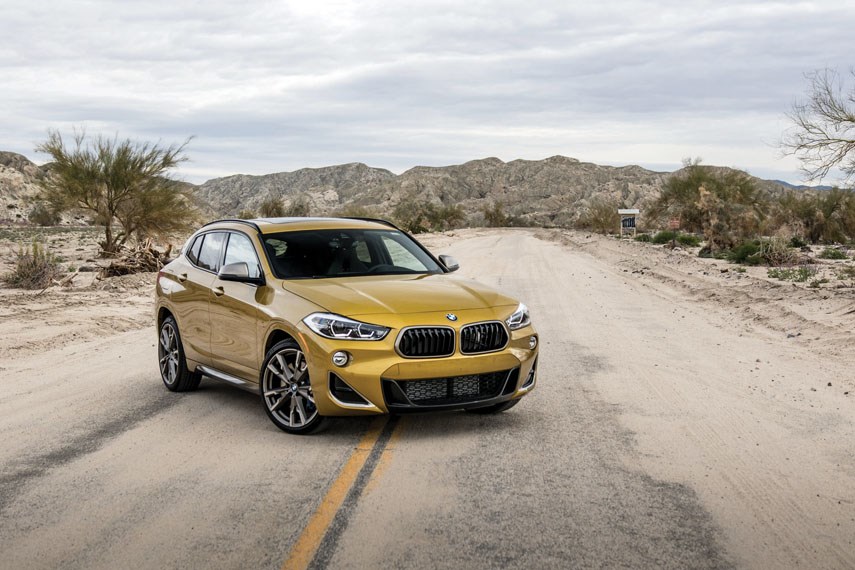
top-left (1, 231), bottom-right (852, 569)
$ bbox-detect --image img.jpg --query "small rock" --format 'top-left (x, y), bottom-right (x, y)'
top-left (811, 388), bottom-right (817, 391)
top-left (828, 382), bottom-right (832, 387)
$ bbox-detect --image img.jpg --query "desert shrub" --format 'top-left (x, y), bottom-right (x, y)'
top-left (236, 209), bottom-right (255, 219)
top-left (818, 247), bottom-right (848, 259)
top-left (482, 201), bottom-right (510, 227)
top-left (808, 278), bottom-right (830, 288)
top-left (649, 160), bottom-right (766, 253)
top-left (578, 197), bottom-right (619, 234)
top-left (772, 188), bottom-right (855, 244)
top-left (651, 230), bottom-right (678, 244)
top-left (727, 240), bottom-right (762, 265)
top-left (394, 198), bottom-right (465, 233)
top-left (284, 196), bottom-right (311, 217)
top-left (676, 233), bottom-right (702, 247)
top-left (837, 265), bottom-right (855, 280)
top-left (259, 196), bottom-right (285, 217)
top-left (28, 202), bottom-right (61, 226)
top-left (789, 236), bottom-right (807, 248)
top-left (2, 241), bottom-right (62, 289)
top-left (634, 234), bottom-right (652, 242)
top-left (767, 266), bottom-right (816, 282)
top-left (758, 237), bottom-right (799, 266)
top-left (725, 238), bottom-right (797, 266)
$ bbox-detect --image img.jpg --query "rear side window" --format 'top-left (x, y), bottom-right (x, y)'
top-left (197, 232), bottom-right (226, 272)
top-left (187, 235), bottom-right (203, 265)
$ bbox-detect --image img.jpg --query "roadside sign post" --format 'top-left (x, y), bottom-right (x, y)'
top-left (618, 209), bottom-right (639, 238)
top-left (669, 217), bottom-right (680, 247)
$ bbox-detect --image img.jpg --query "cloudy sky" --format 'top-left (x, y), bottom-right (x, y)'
top-left (2, 1), bottom-right (853, 184)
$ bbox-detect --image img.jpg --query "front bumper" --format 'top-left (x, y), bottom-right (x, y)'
top-left (295, 310), bottom-right (539, 416)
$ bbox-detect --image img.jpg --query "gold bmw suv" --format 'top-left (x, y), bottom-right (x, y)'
top-left (155, 217), bottom-right (538, 434)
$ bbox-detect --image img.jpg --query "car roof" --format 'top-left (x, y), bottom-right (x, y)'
top-left (201, 217), bottom-right (397, 234)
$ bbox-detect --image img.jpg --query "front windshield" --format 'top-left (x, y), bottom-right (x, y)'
top-left (262, 229), bottom-right (444, 279)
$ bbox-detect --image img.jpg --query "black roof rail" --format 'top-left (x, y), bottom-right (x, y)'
top-left (202, 218), bottom-right (262, 232)
top-left (345, 217), bottom-right (399, 229)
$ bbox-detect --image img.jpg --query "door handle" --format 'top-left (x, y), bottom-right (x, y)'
top-left (177, 273), bottom-right (187, 282)
top-left (212, 286), bottom-right (225, 297)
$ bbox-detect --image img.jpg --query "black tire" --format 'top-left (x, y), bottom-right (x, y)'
top-left (158, 316), bottom-right (202, 392)
top-left (465, 398), bottom-right (520, 414)
top-left (260, 339), bottom-right (326, 434)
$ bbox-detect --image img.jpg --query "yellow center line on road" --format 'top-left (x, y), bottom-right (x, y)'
top-left (281, 416), bottom-right (391, 570)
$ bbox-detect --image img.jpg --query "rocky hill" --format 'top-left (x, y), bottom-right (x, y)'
top-left (2, 151), bottom-right (796, 227)
top-left (195, 155), bottom-right (795, 227)
top-left (0, 152), bottom-right (49, 224)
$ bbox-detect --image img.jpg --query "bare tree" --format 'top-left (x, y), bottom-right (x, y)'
top-left (783, 68), bottom-right (855, 183)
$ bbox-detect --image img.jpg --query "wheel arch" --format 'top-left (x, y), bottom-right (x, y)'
top-left (157, 306), bottom-right (175, 328)
top-left (264, 327), bottom-right (298, 357)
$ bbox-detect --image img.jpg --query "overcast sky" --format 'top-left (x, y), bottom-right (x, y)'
top-left (2, 1), bottom-right (853, 184)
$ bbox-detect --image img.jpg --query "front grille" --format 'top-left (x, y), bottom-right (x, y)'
top-left (460, 321), bottom-right (508, 354)
top-left (386, 370), bottom-right (510, 406)
top-left (397, 327), bottom-right (455, 358)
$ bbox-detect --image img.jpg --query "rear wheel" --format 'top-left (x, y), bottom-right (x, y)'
top-left (261, 340), bottom-right (326, 434)
top-left (465, 399), bottom-right (520, 414)
top-left (158, 316), bottom-right (201, 392)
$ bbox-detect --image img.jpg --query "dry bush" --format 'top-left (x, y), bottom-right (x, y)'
top-left (258, 196), bottom-right (285, 217)
top-left (2, 241), bottom-right (62, 289)
top-left (759, 237), bottom-right (799, 266)
top-left (28, 202), bottom-right (61, 226)
top-left (650, 161), bottom-right (765, 253)
top-left (236, 209), bottom-right (255, 219)
top-left (394, 197), bottom-right (465, 233)
top-left (578, 197), bottom-right (619, 234)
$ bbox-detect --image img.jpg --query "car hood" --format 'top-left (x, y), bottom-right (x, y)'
top-left (281, 273), bottom-right (518, 317)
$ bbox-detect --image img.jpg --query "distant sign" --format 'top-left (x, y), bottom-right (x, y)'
top-left (669, 218), bottom-right (680, 230)
top-left (618, 209), bottom-right (640, 215)
top-left (621, 217), bottom-right (636, 229)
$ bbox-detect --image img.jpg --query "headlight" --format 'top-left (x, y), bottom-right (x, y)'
top-left (505, 303), bottom-right (531, 330)
top-left (303, 313), bottom-right (390, 341)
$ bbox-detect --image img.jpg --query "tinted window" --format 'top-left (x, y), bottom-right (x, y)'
top-left (224, 232), bottom-right (262, 278)
top-left (262, 229), bottom-right (442, 279)
top-left (187, 235), bottom-right (203, 264)
top-left (197, 232), bottom-right (226, 272)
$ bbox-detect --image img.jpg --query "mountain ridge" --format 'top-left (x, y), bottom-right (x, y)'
top-left (0, 151), bottom-right (801, 226)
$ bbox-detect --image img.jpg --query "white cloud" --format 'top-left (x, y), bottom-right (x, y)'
top-left (0, 0), bottom-right (852, 184)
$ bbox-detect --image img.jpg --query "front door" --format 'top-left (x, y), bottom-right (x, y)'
top-left (208, 231), bottom-right (264, 381)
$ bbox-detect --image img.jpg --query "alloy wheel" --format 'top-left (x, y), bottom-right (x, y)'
top-left (159, 322), bottom-right (180, 385)
top-left (262, 347), bottom-right (318, 429)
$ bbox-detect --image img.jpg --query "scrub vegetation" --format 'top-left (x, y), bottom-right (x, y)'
top-left (2, 240), bottom-right (62, 289)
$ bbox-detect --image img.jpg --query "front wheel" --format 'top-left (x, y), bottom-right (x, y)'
top-left (261, 340), bottom-right (326, 434)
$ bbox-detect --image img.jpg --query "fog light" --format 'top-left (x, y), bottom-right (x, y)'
top-left (529, 336), bottom-right (538, 350)
top-left (332, 351), bottom-right (350, 367)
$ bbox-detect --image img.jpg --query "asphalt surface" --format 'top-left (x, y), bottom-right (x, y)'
top-left (1, 230), bottom-right (852, 569)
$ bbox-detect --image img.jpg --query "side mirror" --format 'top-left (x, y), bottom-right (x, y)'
top-left (438, 254), bottom-right (459, 272)
top-left (218, 262), bottom-right (266, 285)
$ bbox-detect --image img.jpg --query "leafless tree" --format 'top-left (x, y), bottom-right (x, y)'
top-left (783, 68), bottom-right (855, 183)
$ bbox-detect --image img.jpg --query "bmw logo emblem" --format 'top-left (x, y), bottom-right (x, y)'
top-left (446, 313), bottom-right (458, 321)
